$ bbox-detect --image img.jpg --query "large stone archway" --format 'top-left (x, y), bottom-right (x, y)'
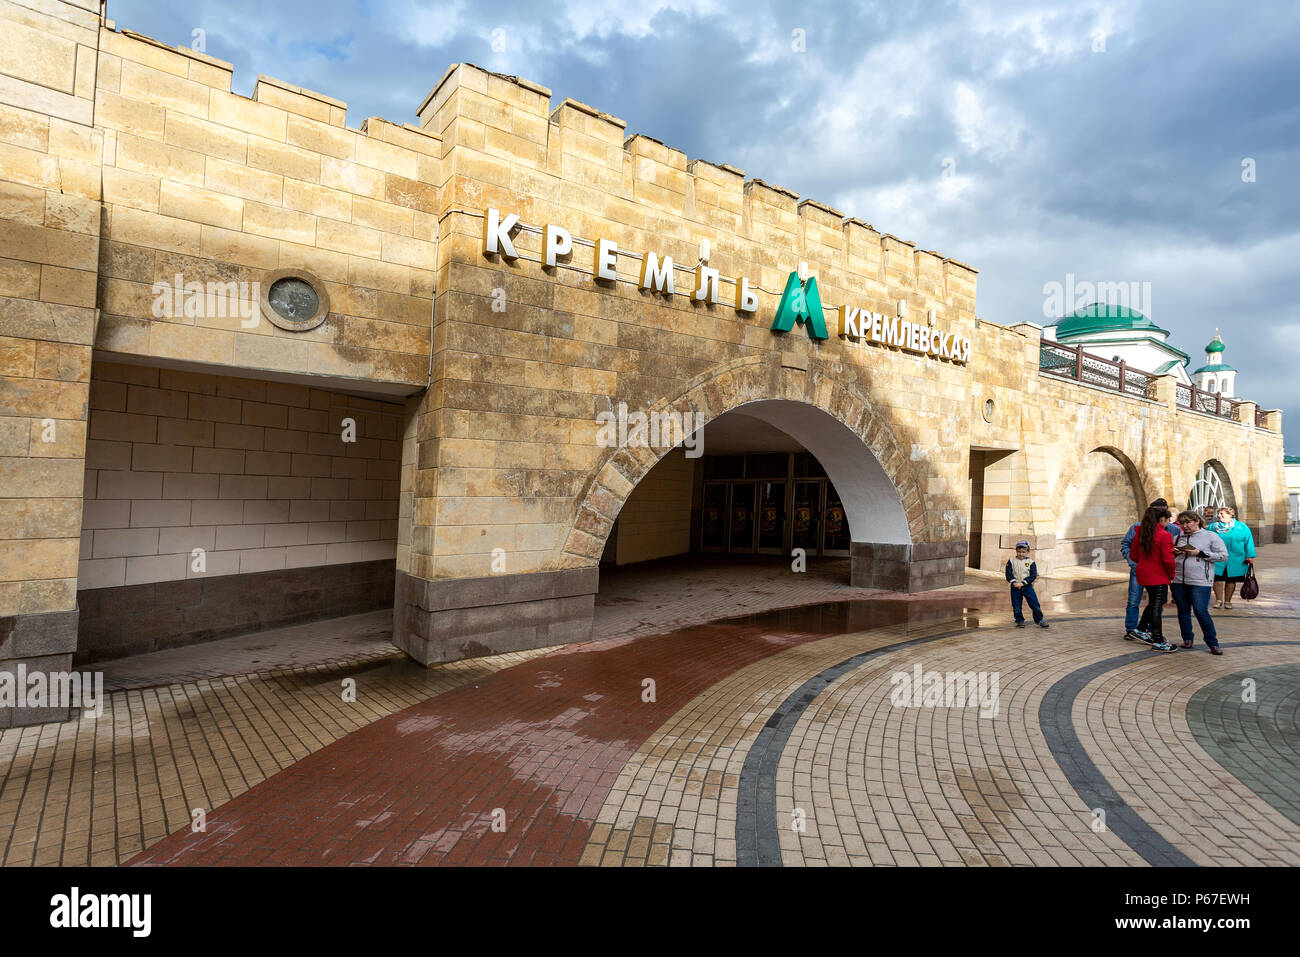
top-left (559, 353), bottom-right (965, 592)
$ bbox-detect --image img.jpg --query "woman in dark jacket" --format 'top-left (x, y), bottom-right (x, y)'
top-left (1127, 506), bottom-right (1176, 651)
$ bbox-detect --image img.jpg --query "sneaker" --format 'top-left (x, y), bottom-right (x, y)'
top-left (1015, 621), bottom-right (1025, 628)
top-left (1151, 641), bottom-right (1177, 653)
top-left (1036, 621), bottom-right (1050, 628)
top-left (1126, 629), bottom-right (1153, 643)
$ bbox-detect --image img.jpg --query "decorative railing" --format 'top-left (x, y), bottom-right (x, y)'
top-left (1039, 340), bottom-right (1271, 429)
top-left (1176, 382), bottom-right (1239, 421)
top-left (1038, 341), bottom-right (1153, 399)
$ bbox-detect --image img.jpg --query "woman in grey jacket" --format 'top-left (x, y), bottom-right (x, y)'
top-left (1171, 510), bottom-right (1229, 653)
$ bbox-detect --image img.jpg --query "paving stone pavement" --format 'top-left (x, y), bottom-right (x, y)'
top-left (1, 545), bottom-right (1296, 867)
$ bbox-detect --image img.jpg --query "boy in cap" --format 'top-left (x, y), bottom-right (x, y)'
top-left (1005, 540), bottom-right (1049, 628)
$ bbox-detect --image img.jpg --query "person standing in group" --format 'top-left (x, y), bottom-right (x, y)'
top-left (1121, 497), bottom-right (1181, 638)
top-left (1171, 510), bottom-right (1228, 654)
top-left (1126, 505), bottom-right (1177, 652)
top-left (1201, 505), bottom-right (1218, 528)
top-left (1208, 506), bottom-right (1256, 609)
top-left (1006, 540), bottom-right (1049, 629)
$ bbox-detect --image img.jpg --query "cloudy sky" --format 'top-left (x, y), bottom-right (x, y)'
top-left (111, 0), bottom-right (1300, 451)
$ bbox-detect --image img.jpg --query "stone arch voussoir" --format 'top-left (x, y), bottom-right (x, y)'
top-left (557, 353), bottom-right (930, 567)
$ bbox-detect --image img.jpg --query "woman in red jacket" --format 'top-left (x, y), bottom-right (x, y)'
top-left (1128, 505), bottom-right (1177, 651)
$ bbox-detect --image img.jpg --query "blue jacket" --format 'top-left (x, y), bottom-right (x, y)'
top-left (1207, 520), bottom-right (1255, 577)
top-left (1121, 521), bottom-right (1181, 567)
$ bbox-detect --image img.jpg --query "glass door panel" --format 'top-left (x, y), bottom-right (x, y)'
top-left (700, 482), bottom-right (728, 551)
top-left (728, 482), bottom-right (757, 552)
top-left (757, 480), bottom-right (787, 553)
top-left (791, 480), bottom-right (822, 555)
top-left (823, 481), bottom-right (850, 554)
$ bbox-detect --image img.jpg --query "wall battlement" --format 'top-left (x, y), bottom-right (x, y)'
top-left (417, 62), bottom-right (977, 313)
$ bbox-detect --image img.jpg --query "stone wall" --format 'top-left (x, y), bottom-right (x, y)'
top-left (1058, 450), bottom-right (1140, 541)
top-left (0, 0), bottom-right (103, 726)
top-left (1, 11), bottom-right (1291, 714)
top-left (967, 319), bottom-right (1289, 573)
top-left (93, 28), bottom-right (437, 389)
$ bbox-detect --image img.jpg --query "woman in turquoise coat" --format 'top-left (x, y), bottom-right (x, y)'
top-left (1208, 506), bottom-right (1256, 608)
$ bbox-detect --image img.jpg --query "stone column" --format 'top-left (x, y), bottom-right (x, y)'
top-left (1234, 401), bottom-right (1257, 426)
top-left (0, 0), bottom-right (103, 727)
top-left (1151, 373), bottom-right (1179, 409)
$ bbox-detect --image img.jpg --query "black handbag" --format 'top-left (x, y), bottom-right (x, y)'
top-left (1240, 566), bottom-right (1259, 601)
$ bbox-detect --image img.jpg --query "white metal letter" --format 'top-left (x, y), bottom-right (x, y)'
top-left (638, 251), bottom-right (675, 295)
top-left (692, 265), bottom-right (721, 304)
top-left (482, 208), bottom-right (520, 259)
top-left (543, 224), bottom-right (572, 267)
top-left (736, 276), bottom-right (758, 313)
top-left (594, 238), bottom-right (618, 281)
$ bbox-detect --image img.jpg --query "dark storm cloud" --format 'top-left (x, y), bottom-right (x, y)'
top-left (107, 0), bottom-right (1300, 450)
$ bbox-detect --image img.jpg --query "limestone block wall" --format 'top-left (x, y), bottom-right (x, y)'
top-left (79, 361), bottom-right (401, 590)
top-left (92, 27), bottom-right (439, 390)
top-left (969, 320), bottom-right (1288, 573)
top-left (0, 0), bottom-right (103, 725)
top-left (613, 448), bottom-right (695, 565)
top-left (404, 63), bottom-right (980, 591)
top-left (1058, 450), bottom-right (1141, 540)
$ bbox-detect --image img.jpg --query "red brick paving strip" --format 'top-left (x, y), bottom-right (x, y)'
top-left (129, 599), bottom-right (975, 866)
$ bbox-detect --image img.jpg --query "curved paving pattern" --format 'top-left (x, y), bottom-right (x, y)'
top-left (1186, 663), bottom-right (1300, 828)
top-left (130, 599), bottom-right (975, 865)
top-left (4, 544), bottom-right (1297, 867)
top-left (584, 599), bottom-right (1300, 866)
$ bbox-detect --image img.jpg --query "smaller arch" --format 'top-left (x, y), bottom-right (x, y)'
top-left (1054, 446), bottom-right (1147, 543)
top-left (1186, 459), bottom-right (1235, 514)
top-left (1050, 444), bottom-right (1152, 523)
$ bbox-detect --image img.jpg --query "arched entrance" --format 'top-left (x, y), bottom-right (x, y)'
top-left (587, 396), bottom-right (923, 640)
top-left (1187, 460), bottom-right (1234, 514)
top-left (561, 355), bottom-right (967, 646)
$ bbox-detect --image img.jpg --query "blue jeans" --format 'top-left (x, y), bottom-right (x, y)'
top-left (1011, 584), bottom-right (1043, 623)
top-left (1124, 563), bottom-right (1143, 632)
top-left (1171, 582), bottom-right (1218, 648)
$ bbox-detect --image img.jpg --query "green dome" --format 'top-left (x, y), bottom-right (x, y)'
top-left (1205, 334), bottom-right (1225, 353)
top-left (1055, 303), bottom-right (1169, 340)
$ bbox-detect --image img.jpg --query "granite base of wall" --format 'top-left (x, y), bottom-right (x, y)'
top-left (850, 541), bottom-right (967, 592)
top-left (1042, 535), bottom-right (1126, 575)
top-left (1, 608), bottom-right (80, 727)
top-left (74, 560), bottom-right (396, 665)
top-left (394, 567), bottom-right (599, 665)
top-left (972, 532), bottom-right (1063, 574)
top-left (1270, 523), bottom-right (1291, 544)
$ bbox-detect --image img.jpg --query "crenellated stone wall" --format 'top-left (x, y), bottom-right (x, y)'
top-left (0, 12), bottom-right (1290, 718)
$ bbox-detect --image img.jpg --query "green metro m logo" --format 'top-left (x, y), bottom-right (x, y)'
top-left (770, 271), bottom-right (828, 340)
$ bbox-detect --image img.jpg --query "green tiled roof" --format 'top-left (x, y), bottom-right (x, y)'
top-left (1055, 302), bottom-right (1169, 340)
top-left (1192, 363), bottom-right (1235, 374)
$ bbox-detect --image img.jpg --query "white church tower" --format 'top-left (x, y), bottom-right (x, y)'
top-left (1190, 331), bottom-right (1236, 396)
